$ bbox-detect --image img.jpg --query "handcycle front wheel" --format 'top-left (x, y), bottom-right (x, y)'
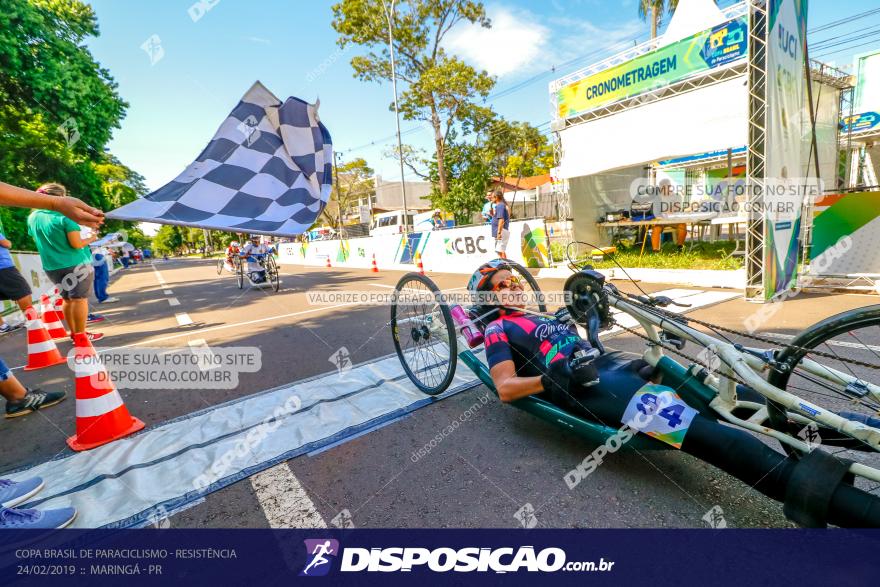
top-left (266, 255), bottom-right (280, 292)
top-left (235, 256), bottom-right (244, 289)
top-left (216, 258), bottom-right (224, 275)
top-left (391, 273), bottom-right (458, 395)
top-left (766, 304), bottom-right (880, 504)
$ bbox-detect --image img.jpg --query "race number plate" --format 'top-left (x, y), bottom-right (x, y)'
top-left (620, 384), bottom-right (697, 449)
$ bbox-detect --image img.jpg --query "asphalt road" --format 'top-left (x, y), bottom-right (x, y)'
top-left (1, 258), bottom-right (877, 529)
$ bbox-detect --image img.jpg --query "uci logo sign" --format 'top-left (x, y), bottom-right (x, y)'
top-left (447, 236), bottom-right (488, 255)
top-left (778, 25), bottom-right (797, 59)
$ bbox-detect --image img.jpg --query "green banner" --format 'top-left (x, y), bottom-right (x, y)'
top-left (556, 17), bottom-right (747, 119)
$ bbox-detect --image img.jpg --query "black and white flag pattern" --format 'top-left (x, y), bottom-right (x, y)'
top-left (107, 81), bottom-right (332, 236)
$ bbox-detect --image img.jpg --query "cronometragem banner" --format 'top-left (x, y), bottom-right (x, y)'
top-left (555, 17), bottom-right (747, 119)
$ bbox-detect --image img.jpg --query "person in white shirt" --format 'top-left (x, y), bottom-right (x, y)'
top-left (240, 235), bottom-right (268, 283)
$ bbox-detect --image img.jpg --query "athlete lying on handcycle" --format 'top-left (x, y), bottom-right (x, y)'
top-left (468, 259), bottom-right (818, 507)
top-left (240, 234), bottom-right (268, 283)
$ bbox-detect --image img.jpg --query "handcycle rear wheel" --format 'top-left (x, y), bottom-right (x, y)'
top-left (266, 255), bottom-right (280, 292)
top-left (391, 273), bottom-right (458, 395)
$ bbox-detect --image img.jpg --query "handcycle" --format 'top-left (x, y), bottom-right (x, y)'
top-left (389, 247), bottom-right (880, 528)
top-left (237, 252), bottom-right (281, 292)
top-left (217, 254), bottom-right (239, 276)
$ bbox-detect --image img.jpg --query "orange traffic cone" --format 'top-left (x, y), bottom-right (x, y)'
top-left (40, 294), bottom-right (68, 340)
top-left (415, 252), bottom-right (425, 276)
top-left (325, 256), bottom-right (332, 268)
top-left (23, 307), bottom-right (66, 371)
top-left (371, 254), bottom-right (379, 273)
top-left (66, 333), bottom-right (144, 451)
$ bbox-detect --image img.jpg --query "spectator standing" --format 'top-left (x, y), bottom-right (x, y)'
top-left (490, 188), bottom-right (510, 260)
top-left (432, 209), bottom-right (444, 231)
top-left (0, 231), bottom-right (34, 333)
top-left (27, 183), bottom-right (103, 342)
top-left (92, 248), bottom-right (118, 304)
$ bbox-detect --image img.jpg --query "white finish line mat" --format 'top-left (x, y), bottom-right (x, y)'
top-left (6, 355), bottom-right (480, 528)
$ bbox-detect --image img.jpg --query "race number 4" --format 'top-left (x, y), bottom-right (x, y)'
top-left (621, 384), bottom-right (697, 449)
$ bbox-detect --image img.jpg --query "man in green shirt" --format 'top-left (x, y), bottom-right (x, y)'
top-left (27, 183), bottom-right (103, 341)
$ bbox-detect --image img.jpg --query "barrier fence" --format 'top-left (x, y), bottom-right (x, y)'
top-left (277, 220), bottom-right (552, 275)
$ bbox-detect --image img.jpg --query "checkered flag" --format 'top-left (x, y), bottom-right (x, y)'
top-left (107, 81), bottom-right (332, 236)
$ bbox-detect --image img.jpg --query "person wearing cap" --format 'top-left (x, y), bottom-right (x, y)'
top-left (432, 209), bottom-right (444, 230)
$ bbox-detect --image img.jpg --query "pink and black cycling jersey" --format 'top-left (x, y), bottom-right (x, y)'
top-left (483, 311), bottom-right (582, 377)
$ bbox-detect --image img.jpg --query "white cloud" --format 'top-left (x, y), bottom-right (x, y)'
top-left (445, 6), bottom-right (549, 77)
top-left (445, 3), bottom-right (645, 81)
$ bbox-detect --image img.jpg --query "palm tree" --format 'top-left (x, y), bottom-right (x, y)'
top-left (639, 0), bottom-right (680, 40)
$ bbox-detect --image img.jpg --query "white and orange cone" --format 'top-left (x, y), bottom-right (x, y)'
top-left (66, 333), bottom-right (144, 451)
top-left (325, 256), bottom-right (332, 268)
top-left (415, 252), bottom-right (425, 276)
top-left (39, 294), bottom-right (68, 340)
top-left (23, 307), bottom-right (66, 371)
top-left (370, 254), bottom-right (379, 273)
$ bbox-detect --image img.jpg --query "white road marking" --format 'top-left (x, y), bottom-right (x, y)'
top-left (175, 313), bottom-right (193, 326)
top-left (163, 289), bottom-right (174, 295)
top-left (251, 464), bottom-right (327, 528)
top-left (168, 297), bottom-right (180, 307)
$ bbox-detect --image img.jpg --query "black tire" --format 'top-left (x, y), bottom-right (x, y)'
top-left (216, 259), bottom-right (224, 275)
top-left (766, 304), bottom-right (880, 508)
top-left (391, 272), bottom-right (458, 395)
top-left (235, 256), bottom-right (244, 289)
top-left (266, 255), bottom-right (280, 292)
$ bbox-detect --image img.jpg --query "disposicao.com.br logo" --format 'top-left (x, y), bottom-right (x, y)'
top-left (300, 540), bottom-right (614, 575)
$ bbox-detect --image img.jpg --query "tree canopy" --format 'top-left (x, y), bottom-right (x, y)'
top-left (332, 0), bottom-right (495, 197)
top-left (0, 0), bottom-right (146, 249)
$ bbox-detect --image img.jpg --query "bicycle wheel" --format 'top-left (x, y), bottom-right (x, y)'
top-left (391, 273), bottom-right (458, 395)
top-left (216, 259), bottom-right (224, 275)
top-left (235, 257), bottom-right (244, 289)
top-left (766, 304), bottom-right (880, 495)
top-left (266, 255), bottom-right (280, 292)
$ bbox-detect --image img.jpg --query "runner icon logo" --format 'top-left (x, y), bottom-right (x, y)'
top-left (300, 539), bottom-right (340, 577)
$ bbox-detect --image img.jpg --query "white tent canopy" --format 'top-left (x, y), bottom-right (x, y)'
top-left (662, 0), bottom-right (728, 44)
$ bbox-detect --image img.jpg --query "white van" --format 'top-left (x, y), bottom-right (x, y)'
top-left (370, 211), bottom-right (416, 236)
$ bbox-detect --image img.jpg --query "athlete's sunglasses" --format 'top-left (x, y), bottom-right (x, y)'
top-left (491, 275), bottom-right (523, 291)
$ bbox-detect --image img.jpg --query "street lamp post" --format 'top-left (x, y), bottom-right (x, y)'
top-left (380, 0), bottom-right (409, 233)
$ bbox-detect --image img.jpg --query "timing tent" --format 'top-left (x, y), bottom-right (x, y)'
top-left (107, 81), bottom-right (332, 237)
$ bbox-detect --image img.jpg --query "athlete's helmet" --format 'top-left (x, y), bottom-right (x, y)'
top-left (467, 259), bottom-right (512, 325)
top-left (230, 241), bottom-right (240, 248)
top-left (249, 234), bottom-right (260, 242)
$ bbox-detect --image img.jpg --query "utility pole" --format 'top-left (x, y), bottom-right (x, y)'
top-left (334, 150), bottom-right (343, 239)
top-left (380, 0), bottom-right (409, 232)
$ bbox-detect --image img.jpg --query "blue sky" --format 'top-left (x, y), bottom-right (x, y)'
top-left (86, 0), bottom-right (880, 194)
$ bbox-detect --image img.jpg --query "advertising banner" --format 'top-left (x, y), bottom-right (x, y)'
top-left (808, 191), bottom-right (880, 276)
top-left (763, 0), bottom-right (809, 300)
top-left (839, 51), bottom-right (880, 135)
top-left (278, 220), bottom-right (550, 274)
top-left (555, 17), bottom-right (747, 119)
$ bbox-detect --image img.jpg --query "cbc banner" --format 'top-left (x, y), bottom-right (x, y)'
top-left (277, 220), bottom-right (551, 274)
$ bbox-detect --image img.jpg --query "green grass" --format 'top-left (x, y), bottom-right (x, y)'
top-left (550, 240), bottom-right (744, 271)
